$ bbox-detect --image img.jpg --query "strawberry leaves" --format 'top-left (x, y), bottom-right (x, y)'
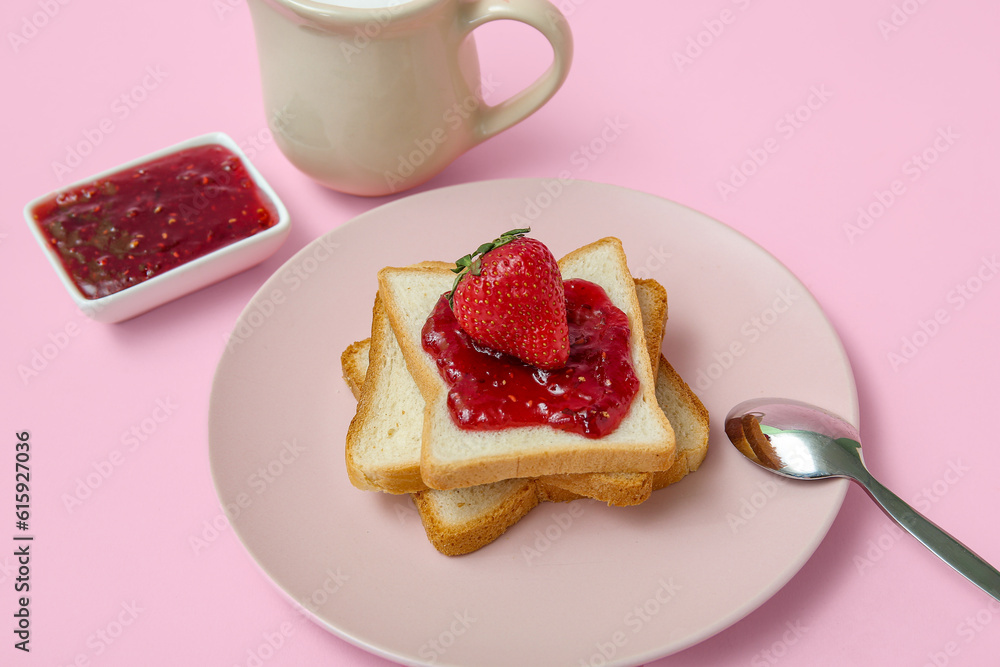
top-left (448, 228), bottom-right (529, 306)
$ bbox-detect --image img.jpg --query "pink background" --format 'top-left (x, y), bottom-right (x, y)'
top-left (3, 1), bottom-right (999, 666)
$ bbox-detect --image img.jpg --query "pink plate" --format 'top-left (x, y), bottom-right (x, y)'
top-left (209, 179), bottom-right (857, 667)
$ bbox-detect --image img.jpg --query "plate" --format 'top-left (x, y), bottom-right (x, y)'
top-left (209, 179), bottom-right (857, 667)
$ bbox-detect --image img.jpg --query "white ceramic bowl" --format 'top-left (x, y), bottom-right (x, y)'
top-left (23, 132), bottom-right (291, 323)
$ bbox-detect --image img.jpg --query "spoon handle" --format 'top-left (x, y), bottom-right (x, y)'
top-left (856, 472), bottom-right (1000, 602)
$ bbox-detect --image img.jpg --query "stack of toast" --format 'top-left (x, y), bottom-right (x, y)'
top-left (342, 237), bottom-right (709, 555)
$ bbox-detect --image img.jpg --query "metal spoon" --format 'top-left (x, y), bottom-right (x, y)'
top-left (725, 397), bottom-right (1000, 602)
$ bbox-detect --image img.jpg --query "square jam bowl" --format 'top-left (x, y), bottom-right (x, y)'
top-left (23, 132), bottom-right (291, 323)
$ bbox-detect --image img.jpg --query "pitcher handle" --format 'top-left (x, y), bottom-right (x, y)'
top-left (458, 0), bottom-right (574, 143)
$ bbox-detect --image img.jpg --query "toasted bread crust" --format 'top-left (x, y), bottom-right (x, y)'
top-left (344, 294), bottom-right (384, 491)
top-left (541, 471), bottom-right (653, 506)
top-left (412, 480), bottom-right (539, 556)
top-left (651, 354), bottom-right (710, 490)
top-left (635, 278), bottom-right (668, 375)
top-left (534, 482), bottom-right (584, 503)
top-left (340, 339), bottom-right (369, 401)
top-left (659, 355), bottom-right (709, 472)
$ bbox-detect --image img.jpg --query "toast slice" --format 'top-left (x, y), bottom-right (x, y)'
top-left (345, 276), bottom-right (668, 505)
top-left (411, 480), bottom-right (539, 556)
top-left (344, 292), bottom-right (427, 493)
top-left (344, 261), bottom-right (453, 493)
top-left (343, 347), bottom-right (709, 555)
top-left (651, 356), bottom-right (710, 488)
top-left (378, 237), bottom-right (676, 489)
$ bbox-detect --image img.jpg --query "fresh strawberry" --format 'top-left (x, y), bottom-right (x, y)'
top-left (449, 228), bottom-right (569, 370)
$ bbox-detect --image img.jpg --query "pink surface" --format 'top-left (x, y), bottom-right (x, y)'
top-left (2, 1), bottom-right (999, 666)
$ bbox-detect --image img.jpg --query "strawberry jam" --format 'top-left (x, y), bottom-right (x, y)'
top-left (30, 144), bottom-right (277, 299)
top-left (422, 279), bottom-right (640, 438)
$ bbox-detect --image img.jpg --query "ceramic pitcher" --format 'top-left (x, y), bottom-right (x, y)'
top-left (247, 0), bottom-right (573, 196)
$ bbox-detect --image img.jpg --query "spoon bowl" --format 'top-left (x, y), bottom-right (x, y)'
top-left (725, 398), bottom-right (864, 480)
top-left (726, 397), bottom-right (1000, 603)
